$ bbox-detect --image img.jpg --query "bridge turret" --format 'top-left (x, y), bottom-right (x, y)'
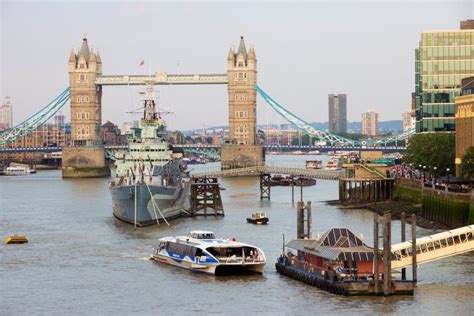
top-left (63, 35), bottom-right (108, 178)
top-left (222, 35), bottom-right (263, 170)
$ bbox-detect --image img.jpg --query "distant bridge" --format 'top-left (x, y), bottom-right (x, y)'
top-left (0, 144), bottom-right (406, 156)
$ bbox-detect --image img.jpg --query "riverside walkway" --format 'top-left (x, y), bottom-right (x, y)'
top-left (191, 165), bottom-right (341, 180)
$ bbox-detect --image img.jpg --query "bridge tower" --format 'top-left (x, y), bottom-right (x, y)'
top-left (221, 36), bottom-right (264, 170)
top-left (62, 35), bottom-right (109, 178)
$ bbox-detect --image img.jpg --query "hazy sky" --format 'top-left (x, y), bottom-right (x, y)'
top-left (1, 0), bottom-right (472, 130)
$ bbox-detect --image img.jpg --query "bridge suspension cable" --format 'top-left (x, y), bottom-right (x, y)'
top-left (0, 88), bottom-right (70, 145)
top-left (255, 85), bottom-right (415, 146)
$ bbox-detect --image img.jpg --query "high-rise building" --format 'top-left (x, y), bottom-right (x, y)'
top-left (415, 20), bottom-right (474, 133)
top-left (454, 76), bottom-right (474, 176)
top-left (402, 111), bottom-right (415, 132)
top-left (361, 111), bottom-right (379, 136)
top-left (0, 96), bottom-right (13, 130)
top-left (328, 94), bottom-right (347, 134)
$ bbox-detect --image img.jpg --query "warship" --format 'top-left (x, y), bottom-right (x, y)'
top-left (109, 83), bottom-right (191, 227)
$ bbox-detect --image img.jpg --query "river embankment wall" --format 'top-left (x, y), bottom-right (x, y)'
top-left (394, 178), bottom-right (473, 228)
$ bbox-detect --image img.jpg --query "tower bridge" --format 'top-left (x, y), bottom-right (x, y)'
top-left (0, 35), bottom-right (415, 178)
top-left (59, 34), bottom-right (261, 178)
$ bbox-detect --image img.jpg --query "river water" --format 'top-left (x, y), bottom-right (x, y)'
top-left (1, 155), bottom-right (473, 315)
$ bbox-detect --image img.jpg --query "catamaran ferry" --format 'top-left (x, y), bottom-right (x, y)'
top-left (150, 231), bottom-right (266, 275)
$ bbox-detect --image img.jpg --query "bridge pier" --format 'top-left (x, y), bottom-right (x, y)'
top-left (62, 147), bottom-right (109, 178)
top-left (190, 177), bottom-right (224, 217)
top-left (260, 173), bottom-right (271, 200)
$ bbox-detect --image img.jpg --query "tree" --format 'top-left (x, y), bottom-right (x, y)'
top-left (404, 133), bottom-right (455, 176)
top-left (461, 146), bottom-right (474, 179)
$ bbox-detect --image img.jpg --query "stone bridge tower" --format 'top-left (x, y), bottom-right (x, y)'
top-left (62, 35), bottom-right (109, 178)
top-left (221, 36), bottom-right (264, 169)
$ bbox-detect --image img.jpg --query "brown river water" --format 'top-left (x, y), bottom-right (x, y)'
top-left (1, 155), bottom-right (473, 315)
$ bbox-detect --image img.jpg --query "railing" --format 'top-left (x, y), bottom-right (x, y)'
top-left (191, 164), bottom-right (340, 179)
top-left (391, 225), bottom-right (474, 269)
top-left (359, 162), bottom-right (387, 179)
top-left (215, 256), bottom-right (265, 264)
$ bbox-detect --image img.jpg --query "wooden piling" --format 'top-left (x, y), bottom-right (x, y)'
top-left (383, 212), bottom-right (392, 296)
top-left (401, 212), bottom-right (406, 280)
top-left (296, 201), bottom-right (312, 239)
top-left (373, 213), bottom-right (380, 295)
top-left (300, 179), bottom-right (303, 202)
top-left (291, 177), bottom-right (295, 203)
top-left (411, 213), bottom-right (417, 284)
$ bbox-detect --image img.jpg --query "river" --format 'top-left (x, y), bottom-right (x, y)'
top-left (1, 155), bottom-right (473, 315)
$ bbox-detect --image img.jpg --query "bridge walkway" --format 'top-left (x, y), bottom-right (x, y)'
top-left (391, 225), bottom-right (474, 269)
top-left (191, 165), bottom-right (340, 180)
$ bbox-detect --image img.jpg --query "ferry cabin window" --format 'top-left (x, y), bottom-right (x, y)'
top-left (167, 242), bottom-right (197, 257)
top-left (192, 233), bottom-right (215, 239)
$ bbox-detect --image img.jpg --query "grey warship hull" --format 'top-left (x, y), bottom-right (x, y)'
top-left (110, 182), bottom-right (191, 227)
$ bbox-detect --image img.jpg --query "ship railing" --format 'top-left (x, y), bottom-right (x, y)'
top-left (216, 256), bottom-right (265, 264)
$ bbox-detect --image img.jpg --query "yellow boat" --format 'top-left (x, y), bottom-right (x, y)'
top-left (4, 235), bottom-right (29, 244)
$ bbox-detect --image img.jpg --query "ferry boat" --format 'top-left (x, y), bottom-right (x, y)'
top-left (4, 165), bottom-right (35, 176)
top-left (109, 83), bottom-right (191, 227)
top-left (151, 231), bottom-right (266, 275)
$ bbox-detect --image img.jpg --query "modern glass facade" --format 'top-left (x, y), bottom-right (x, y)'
top-left (415, 27), bottom-right (474, 132)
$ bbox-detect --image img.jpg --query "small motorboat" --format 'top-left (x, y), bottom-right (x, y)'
top-left (246, 212), bottom-right (269, 225)
top-left (4, 235), bottom-right (29, 244)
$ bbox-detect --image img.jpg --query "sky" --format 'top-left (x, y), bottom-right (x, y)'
top-left (1, 0), bottom-right (472, 131)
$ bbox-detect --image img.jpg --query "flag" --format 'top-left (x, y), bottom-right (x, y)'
top-left (139, 60), bottom-right (145, 67)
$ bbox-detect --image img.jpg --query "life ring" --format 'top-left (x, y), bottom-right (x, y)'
top-left (361, 141), bottom-right (367, 146)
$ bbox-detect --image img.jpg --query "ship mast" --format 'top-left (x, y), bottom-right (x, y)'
top-left (143, 81), bottom-right (156, 121)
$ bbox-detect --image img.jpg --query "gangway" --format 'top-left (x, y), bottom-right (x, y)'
top-left (391, 225), bottom-right (474, 269)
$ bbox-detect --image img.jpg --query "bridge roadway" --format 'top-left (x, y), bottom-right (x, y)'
top-left (191, 165), bottom-right (341, 180)
top-left (95, 73), bottom-right (228, 86)
top-left (391, 225), bottom-right (474, 269)
top-left (0, 144), bottom-right (406, 154)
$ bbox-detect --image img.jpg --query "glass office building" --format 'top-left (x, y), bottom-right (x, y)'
top-left (415, 21), bottom-right (474, 132)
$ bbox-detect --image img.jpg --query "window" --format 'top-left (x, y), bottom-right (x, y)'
top-left (80, 63), bottom-right (85, 69)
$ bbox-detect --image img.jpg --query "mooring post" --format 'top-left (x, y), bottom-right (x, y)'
top-left (306, 201), bottom-right (312, 239)
top-left (296, 201), bottom-right (303, 238)
top-left (290, 176), bottom-right (294, 203)
top-left (383, 212), bottom-right (392, 296)
top-left (401, 212), bottom-right (406, 280)
top-left (411, 213), bottom-right (417, 284)
top-left (373, 213), bottom-right (380, 295)
top-left (300, 179), bottom-right (303, 202)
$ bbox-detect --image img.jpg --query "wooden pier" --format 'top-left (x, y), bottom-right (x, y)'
top-left (339, 178), bottom-right (395, 205)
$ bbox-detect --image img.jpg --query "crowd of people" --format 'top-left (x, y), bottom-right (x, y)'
top-left (389, 163), bottom-right (471, 193)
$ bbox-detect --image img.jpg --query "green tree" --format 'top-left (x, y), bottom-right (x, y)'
top-left (404, 133), bottom-right (455, 176)
top-left (461, 146), bottom-right (474, 179)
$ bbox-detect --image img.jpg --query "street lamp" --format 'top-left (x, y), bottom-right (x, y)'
top-left (446, 168), bottom-right (451, 189)
top-left (433, 167), bottom-right (437, 189)
top-left (418, 164), bottom-right (422, 180)
top-left (423, 165), bottom-right (426, 182)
